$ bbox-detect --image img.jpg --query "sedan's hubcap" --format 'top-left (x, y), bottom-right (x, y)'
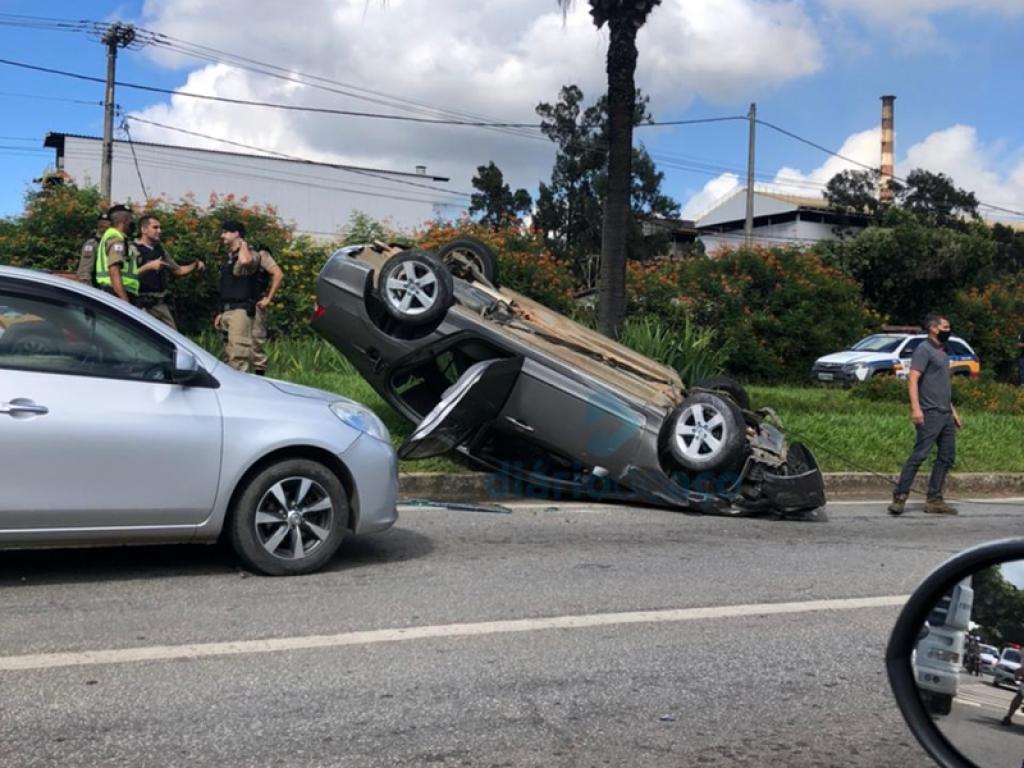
top-left (385, 261), bottom-right (438, 316)
top-left (675, 403), bottom-right (727, 460)
top-left (255, 477), bottom-right (335, 560)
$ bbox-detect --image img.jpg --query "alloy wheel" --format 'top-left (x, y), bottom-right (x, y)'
top-left (254, 476), bottom-right (335, 560)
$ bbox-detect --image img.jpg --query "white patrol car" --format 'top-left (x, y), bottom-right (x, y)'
top-left (810, 333), bottom-right (980, 385)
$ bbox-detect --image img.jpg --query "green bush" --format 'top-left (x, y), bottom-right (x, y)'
top-left (627, 246), bottom-right (879, 383)
top-left (850, 374), bottom-right (1024, 414)
top-left (619, 314), bottom-right (728, 385)
top-left (952, 276), bottom-right (1024, 382)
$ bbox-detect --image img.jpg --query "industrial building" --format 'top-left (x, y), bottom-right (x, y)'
top-left (42, 132), bottom-right (464, 237)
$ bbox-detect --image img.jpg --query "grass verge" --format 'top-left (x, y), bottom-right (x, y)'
top-left (206, 336), bottom-right (1022, 474)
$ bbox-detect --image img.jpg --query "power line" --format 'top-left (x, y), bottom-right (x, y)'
top-left (66, 140), bottom-right (466, 204)
top-left (131, 26), bottom-right (547, 143)
top-left (119, 116), bottom-right (149, 200)
top-left (756, 118), bottom-right (1024, 219)
top-left (641, 116), bottom-right (747, 128)
top-left (0, 89), bottom-right (101, 106)
top-left (61, 145), bottom-right (466, 207)
top-left (122, 115), bottom-right (472, 197)
top-left (0, 57), bottom-right (545, 128)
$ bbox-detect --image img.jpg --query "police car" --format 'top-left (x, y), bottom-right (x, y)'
top-left (810, 329), bottom-right (981, 385)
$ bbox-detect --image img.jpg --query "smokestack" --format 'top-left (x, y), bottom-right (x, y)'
top-left (880, 95), bottom-right (896, 203)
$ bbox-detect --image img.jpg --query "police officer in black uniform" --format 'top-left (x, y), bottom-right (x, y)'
top-left (133, 214), bottom-right (204, 329)
top-left (215, 221), bottom-right (258, 372)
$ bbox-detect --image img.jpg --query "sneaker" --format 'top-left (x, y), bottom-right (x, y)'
top-left (1003, 716), bottom-right (1013, 726)
top-left (887, 494), bottom-right (908, 516)
top-left (925, 496), bottom-right (958, 515)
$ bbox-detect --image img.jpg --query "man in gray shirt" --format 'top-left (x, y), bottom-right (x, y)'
top-left (888, 313), bottom-right (962, 515)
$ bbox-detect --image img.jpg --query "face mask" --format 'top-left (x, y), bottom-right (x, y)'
top-left (937, 329), bottom-right (952, 343)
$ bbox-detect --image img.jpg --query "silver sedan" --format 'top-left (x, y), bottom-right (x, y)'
top-left (0, 266), bottom-right (398, 575)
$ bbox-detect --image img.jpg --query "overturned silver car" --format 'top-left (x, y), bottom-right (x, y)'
top-left (312, 238), bottom-right (826, 516)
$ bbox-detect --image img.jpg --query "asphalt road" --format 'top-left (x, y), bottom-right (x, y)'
top-left (938, 672), bottom-right (1024, 768)
top-left (1, 497), bottom-right (1022, 768)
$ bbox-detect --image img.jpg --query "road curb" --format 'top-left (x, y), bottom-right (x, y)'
top-left (399, 472), bottom-right (1024, 503)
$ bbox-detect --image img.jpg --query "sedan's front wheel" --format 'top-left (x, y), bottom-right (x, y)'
top-left (230, 459), bottom-right (349, 576)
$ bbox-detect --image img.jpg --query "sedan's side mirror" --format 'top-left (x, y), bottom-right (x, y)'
top-left (170, 349), bottom-right (215, 387)
top-left (887, 538), bottom-right (1024, 768)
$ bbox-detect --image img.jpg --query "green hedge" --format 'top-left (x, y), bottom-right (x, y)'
top-left (626, 246), bottom-right (880, 383)
top-left (850, 375), bottom-right (1024, 415)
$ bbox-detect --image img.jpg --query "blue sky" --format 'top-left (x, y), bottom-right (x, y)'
top-left (1, 1), bottom-right (1023, 227)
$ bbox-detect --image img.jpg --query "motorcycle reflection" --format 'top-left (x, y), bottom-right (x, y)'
top-left (889, 539), bottom-right (1024, 768)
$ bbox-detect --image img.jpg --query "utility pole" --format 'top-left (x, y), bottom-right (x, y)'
top-left (744, 102), bottom-right (756, 248)
top-left (100, 22), bottom-right (136, 203)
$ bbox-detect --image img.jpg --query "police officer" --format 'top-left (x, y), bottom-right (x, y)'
top-left (95, 204), bottom-right (140, 303)
top-left (214, 220), bottom-right (257, 372)
top-left (248, 243), bottom-right (284, 376)
top-left (75, 214), bottom-right (110, 285)
top-left (134, 214), bottom-right (205, 330)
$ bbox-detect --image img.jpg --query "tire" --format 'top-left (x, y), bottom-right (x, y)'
top-left (378, 250), bottom-right (454, 326)
top-left (927, 693), bottom-right (953, 716)
top-left (665, 392), bottom-right (746, 473)
top-left (694, 375), bottom-right (750, 411)
top-left (436, 236), bottom-right (499, 286)
top-left (229, 458), bottom-right (349, 576)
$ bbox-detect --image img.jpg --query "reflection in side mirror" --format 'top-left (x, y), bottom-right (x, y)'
top-left (888, 539), bottom-right (1024, 768)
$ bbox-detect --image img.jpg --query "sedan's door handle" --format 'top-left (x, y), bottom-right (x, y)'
top-left (504, 416), bottom-right (534, 433)
top-left (0, 399), bottom-right (49, 417)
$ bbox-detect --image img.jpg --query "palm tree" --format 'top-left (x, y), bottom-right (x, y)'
top-left (559, 0), bottom-right (662, 338)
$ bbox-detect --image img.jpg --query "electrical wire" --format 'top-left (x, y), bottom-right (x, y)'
top-left (61, 147), bottom-right (466, 208)
top-left (756, 118), bottom-right (1024, 219)
top-left (122, 115), bottom-right (472, 198)
top-left (0, 89), bottom-right (101, 106)
top-left (0, 57), bottom-right (545, 128)
top-left (118, 116), bottom-right (149, 200)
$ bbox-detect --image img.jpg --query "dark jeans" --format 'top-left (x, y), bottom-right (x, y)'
top-left (895, 410), bottom-right (956, 498)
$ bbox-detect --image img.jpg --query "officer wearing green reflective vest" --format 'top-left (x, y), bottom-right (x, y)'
top-left (95, 204), bottom-right (140, 302)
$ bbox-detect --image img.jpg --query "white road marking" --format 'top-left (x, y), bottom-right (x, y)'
top-left (0, 594), bottom-right (908, 672)
top-left (821, 499), bottom-right (1024, 507)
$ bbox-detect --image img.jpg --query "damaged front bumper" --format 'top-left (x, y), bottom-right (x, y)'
top-left (762, 442), bottom-right (827, 513)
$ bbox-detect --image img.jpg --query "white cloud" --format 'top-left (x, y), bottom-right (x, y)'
top-left (819, 0), bottom-right (1024, 42)
top-left (900, 125), bottom-right (1024, 218)
top-left (684, 123), bottom-right (1024, 221)
top-left (680, 173), bottom-right (740, 219)
top-left (128, 0), bottom-right (823, 226)
top-left (768, 127), bottom-right (881, 197)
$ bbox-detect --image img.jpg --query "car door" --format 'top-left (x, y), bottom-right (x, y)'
top-left (398, 356), bottom-right (523, 459)
top-left (0, 278), bottom-right (223, 533)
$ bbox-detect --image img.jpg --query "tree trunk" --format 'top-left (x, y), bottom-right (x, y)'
top-left (597, 16), bottom-right (637, 339)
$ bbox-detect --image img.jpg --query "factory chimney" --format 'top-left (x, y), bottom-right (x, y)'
top-left (880, 95), bottom-right (896, 203)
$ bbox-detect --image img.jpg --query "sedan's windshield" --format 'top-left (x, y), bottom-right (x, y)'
top-left (1004, 650), bottom-right (1021, 664)
top-left (981, 645), bottom-right (997, 656)
top-left (850, 335), bottom-right (905, 353)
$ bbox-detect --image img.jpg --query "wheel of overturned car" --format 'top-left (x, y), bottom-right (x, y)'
top-left (229, 458), bottom-right (349, 576)
top-left (436, 236), bottom-right (499, 286)
top-left (378, 250), bottom-right (454, 326)
top-left (665, 392), bottom-right (746, 473)
top-left (694, 375), bottom-right (750, 411)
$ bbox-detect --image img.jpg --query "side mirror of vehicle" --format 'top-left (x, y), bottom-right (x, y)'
top-left (171, 349), bottom-right (215, 387)
top-left (887, 538), bottom-right (1024, 768)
